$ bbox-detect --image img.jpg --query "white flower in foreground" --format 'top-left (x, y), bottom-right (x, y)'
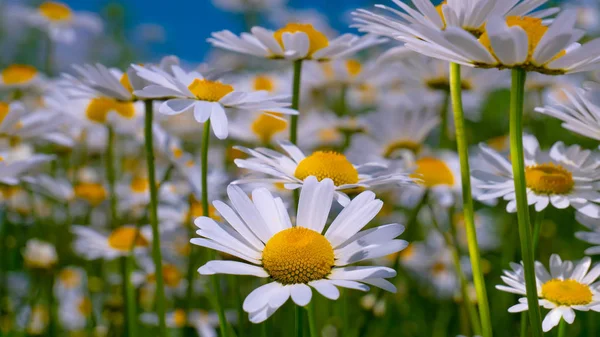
top-left (19, 1), bottom-right (102, 43)
top-left (209, 23), bottom-right (386, 61)
top-left (71, 225), bottom-right (151, 260)
top-left (398, 10), bottom-right (600, 75)
top-left (536, 81), bottom-right (600, 141)
top-left (132, 65), bottom-right (296, 139)
top-left (353, 0), bottom-right (555, 40)
top-left (193, 177), bottom-right (407, 323)
top-left (497, 254), bottom-right (600, 332)
top-left (233, 141), bottom-right (413, 205)
top-left (575, 213), bottom-right (600, 255)
top-left (473, 135), bottom-right (600, 218)
top-left (23, 239), bottom-right (58, 269)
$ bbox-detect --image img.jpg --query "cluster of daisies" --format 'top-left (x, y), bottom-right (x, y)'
top-left (2, 0), bottom-right (600, 336)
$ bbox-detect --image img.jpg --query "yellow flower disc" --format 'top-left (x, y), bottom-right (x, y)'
top-left (294, 151), bottom-right (359, 186)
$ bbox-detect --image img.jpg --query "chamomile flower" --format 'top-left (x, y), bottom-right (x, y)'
top-left (194, 177), bottom-right (407, 323)
top-left (233, 141), bottom-right (413, 205)
top-left (353, 0), bottom-right (555, 40)
top-left (0, 64), bottom-right (44, 90)
top-left (71, 225), bottom-right (151, 260)
top-left (228, 111), bottom-right (289, 145)
top-left (346, 107), bottom-right (439, 166)
top-left (397, 9), bottom-right (600, 75)
top-left (0, 145), bottom-right (54, 185)
top-left (19, 1), bottom-right (102, 43)
top-left (535, 81), bottom-right (600, 141)
top-left (575, 213), bottom-right (600, 255)
top-left (208, 23), bottom-right (386, 61)
top-left (54, 267), bottom-right (87, 298)
top-left (59, 293), bottom-right (93, 332)
top-left (472, 136), bottom-right (600, 218)
top-left (132, 255), bottom-right (186, 297)
top-left (497, 254), bottom-right (600, 332)
top-left (131, 65), bottom-right (296, 139)
top-left (23, 239), bottom-right (58, 270)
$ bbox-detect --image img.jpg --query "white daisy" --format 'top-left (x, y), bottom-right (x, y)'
top-left (71, 225), bottom-right (151, 260)
top-left (22, 239), bottom-right (58, 269)
top-left (232, 141), bottom-right (413, 205)
top-left (132, 255), bottom-right (186, 297)
top-left (19, 1), bottom-right (102, 44)
top-left (131, 64), bottom-right (296, 139)
top-left (0, 145), bottom-right (54, 186)
top-left (140, 308), bottom-right (233, 337)
top-left (193, 177), bottom-right (407, 323)
top-left (497, 254), bottom-right (600, 332)
top-left (395, 9), bottom-right (600, 75)
top-left (208, 23), bottom-right (386, 61)
top-left (575, 213), bottom-right (600, 255)
top-left (228, 111), bottom-right (289, 145)
top-left (58, 293), bottom-right (93, 332)
top-left (353, 0), bottom-right (556, 40)
top-left (54, 266), bottom-right (87, 298)
top-left (0, 64), bottom-right (44, 90)
top-left (472, 135), bottom-right (600, 218)
top-left (535, 81), bottom-right (600, 141)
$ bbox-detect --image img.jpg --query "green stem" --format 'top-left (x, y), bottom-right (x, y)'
top-left (509, 68), bottom-right (543, 337)
top-left (521, 312), bottom-right (528, 337)
top-left (306, 302), bottom-right (317, 337)
top-left (202, 120), bottom-right (229, 337)
top-left (449, 62), bottom-right (493, 337)
top-left (143, 101), bottom-right (168, 337)
top-left (557, 319), bottom-right (567, 337)
top-left (121, 256), bottom-right (137, 337)
top-left (440, 89), bottom-right (451, 148)
top-left (231, 276), bottom-right (244, 337)
top-left (295, 306), bottom-right (304, 337)
top-left (532, 209), bottom-right (545, 255)
top-left (105, 126), bottom-right (118, 230)
top-left (290, 60), bottom-right (303, 145)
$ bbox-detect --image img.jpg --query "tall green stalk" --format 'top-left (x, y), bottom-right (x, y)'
top-left (449, 63), bottom-right (492, 337)
top-left (201, 120), bottom-right (229, 337)
top-left (295, 306), bottom-right (304, 337)
top-left (105, 125), bottom-right (136, 337)
top-left (290, 60), bottom-right (303, 145)
top-left (143, 101), bottom-right (168, 337)
top-left (557, 319), bottom-right (567, 337)
top-left (306, 302), bottom-right (317, 337)
top-left (509, 68), bottom-right (543, 337)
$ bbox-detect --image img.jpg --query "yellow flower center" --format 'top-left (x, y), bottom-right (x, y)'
top-left (410, 157), bottom-right (455, 187)
top-left (251, 113), bottom-right (287, 144)
top-left (172, 309), bottom-right (187, 327)
top-left (2, 65), bottom-right (38, 85)
top-left (85, 97), bottom-right (135, 124)
top-left (294, 151), bottom-right (359, 186)
top-left (383, 140), bottom-right (421, 159)
top-left (0, 102), bottom-right (10, 125)
top-left (120, 73), bottom-right (134, 94)
top-left (318, 128), bottom-right (341, 143)
top-left (273, 23), bottom-right (329, 57)
top-left (172, 147), bottom-right (184, 159)
top-left (345, 59), bottom-right (362, 77)
top-left (541, 279), bottom-right (593, 306)
top-left (487, 135), bottom-right (509, 152)
top-left (525, 163), bottom-right (574, 195)
top-left (74, 183), bottom-right (107, 206)
top-left (39, 1), bottom-right (72, 22)
top-left (187, 79), bottom-right (233, 102)
top-left (252, 75), bottom-right (275, 92)
top-left (78, 297), bottom-right (92, 316)
top-left (107, 227), bottom-right (149, 251)
top-left (130, 176), bottom-right (149, 193)
top-left (147, 264), bottom-right (182, 287)
top-left (431, 262), bottom-right (447, 275)
top-left (58, 269), bottom-right (81, 289)
top-left (262, 227), bottom-right (334, 285)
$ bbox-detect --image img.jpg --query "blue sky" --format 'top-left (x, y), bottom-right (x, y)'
top-left (61, 0), bottom-right (379, 62)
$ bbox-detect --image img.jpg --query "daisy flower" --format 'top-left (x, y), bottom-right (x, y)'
top-left (132, 255), bottom-right (186, 297)
top-left (575, 213), bottom-right (600, 255)
top-left (228, 111), bottom-right (289, 145)
top-left (141, 308), bottom-right (234, 337)
top-left (472, 135), bottom-right (600, 218)
top-left (208, 23), bottom-right (386, 61)
top-left (535, 81), bottom-right (600, 141)
top-left (233, 141), bottom-right (413, 205)
top-left (19, 1), bottom-right (102, 43)
top-left (353, 0), bottom-right (555, 40)
top-left (497, 254), bottom-right (600, 332)
top-left (58, 293), bottom-right (93, 332)
top-left (54, 267), bottom-right (87, 298)
top-left (71, 225), bottom-right (151, 260)
top-left (393, 9), bottom-right (600, 75)
top-left (0, 145), bottom-right (54, 185)
top-left (131, 64), bottom-right (296, 139)
top-left (22, 239), bottom-right (58, 270)
top-left (193, 177), bottom-right (407, 323)
top-left (0, 64), bottom-right (44, 90)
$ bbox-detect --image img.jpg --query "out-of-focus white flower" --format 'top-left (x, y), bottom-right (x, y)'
top-left (23, 239), bottom-right (58, 269)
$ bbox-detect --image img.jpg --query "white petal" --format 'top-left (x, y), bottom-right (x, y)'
top-left (290, 284), bottom-right (312, 306)
top-left (309, 280), bottom-right (340, 300)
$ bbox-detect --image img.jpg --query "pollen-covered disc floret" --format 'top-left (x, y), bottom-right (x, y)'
top-left (187, 79), bottom-right (234, 102)
top-left (541, 279), bottom-right (593, 306)
top-left (410, 157), bottom-right (455, 187)
top-left (525, 163), bottom-right (574, 195)
top-left (262, 227), bottom-right (334, 285)
top-left (294, 151), bottom-right (359, 186)
top-left (273, 23), bottom-right (329, 57)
